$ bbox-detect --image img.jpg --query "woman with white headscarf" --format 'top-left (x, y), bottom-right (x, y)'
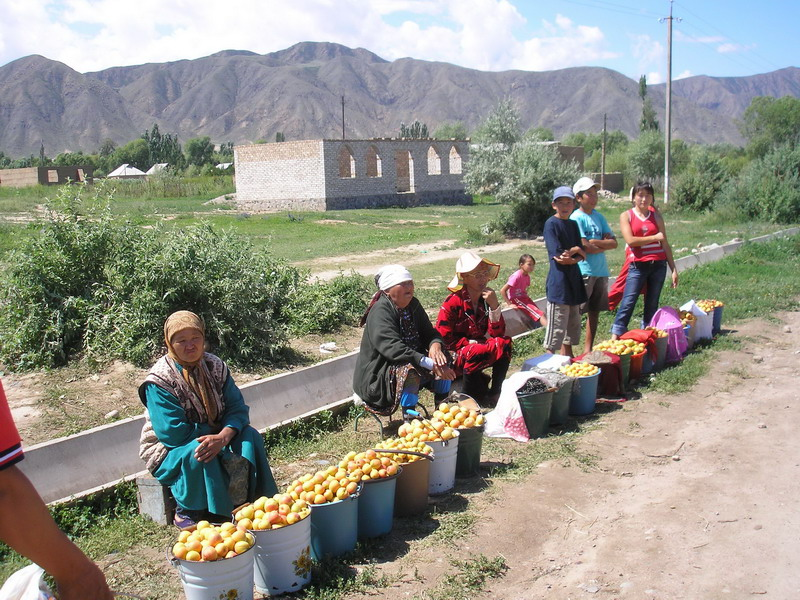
top-left (353, 265), bottom-right (455, 418)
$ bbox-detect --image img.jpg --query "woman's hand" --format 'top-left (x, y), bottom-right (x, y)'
top-left (481, 287), bottom-right (500, 309)
top-left (671, 269), bottom-right (679, 288)
top-left (428, 344), bottom-right (456, 380)
top-left (195, 428), bottom-right (235, 463)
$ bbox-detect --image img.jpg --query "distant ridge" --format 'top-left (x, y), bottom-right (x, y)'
top-left (0, 42), bottom-right (797, 157)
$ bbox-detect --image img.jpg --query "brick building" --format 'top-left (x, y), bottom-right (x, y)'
top-left (233, 138), bottom-right (471, 211)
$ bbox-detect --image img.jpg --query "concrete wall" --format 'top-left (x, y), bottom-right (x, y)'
top-left (592, 172), bottom-right (624, 193)
top-left (0, 166), bottom-right (94, 188)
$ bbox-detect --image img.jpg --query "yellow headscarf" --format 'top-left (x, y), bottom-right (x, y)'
top-left (164, 310), bottom-right (219, 426)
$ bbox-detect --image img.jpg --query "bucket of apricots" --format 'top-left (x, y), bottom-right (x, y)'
top-left (430, 398), bottom-right (485, 477)
top-left (697, 299), bottom-right (724, 336)
top-left (644, 327), bottom-right (669, 372)
top-left (232, 493), bottom-right (312, 596)
top-left (560, 362), bottom-right (601, 416)
top-left (169, 519), bottom-right (256, 600)
top-left (397, 416), bottom-right (460, 495)
top-left (373, 437), bottom-right (434, 517)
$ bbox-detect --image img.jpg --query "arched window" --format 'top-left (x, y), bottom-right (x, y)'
top-left (338, 145), bottom-right (355, 178)
top-left (366, 145), bottom-right (382, 177)
top-left (427, 146), bottom-right (441, 175)
top-left (449, 146), bottom-right (462, 174)
top-left (395, 150), bottom-right (414, 193)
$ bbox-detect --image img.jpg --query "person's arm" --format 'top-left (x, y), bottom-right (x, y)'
top-left (500, 282), bottom-right (512, 301)
top-left (367, 298), bottom-right (425, 365)
top-left (195, 375), bottom-right (249, 463)
top-left (619, 210), bottom-right (664, 247)
top-left (0, 466), bottom-right (113, 600)
top-left (436, 294), bottom-right (470, 351)
top-left (653, 211), bottom-right (679, 288)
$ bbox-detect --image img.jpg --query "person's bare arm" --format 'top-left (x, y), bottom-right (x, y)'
top-left (619, 212), bottom-right (663, 247)
top-left (0, 465), bottom-right (113, 600)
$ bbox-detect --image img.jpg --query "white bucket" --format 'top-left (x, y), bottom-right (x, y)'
top-left (170, 544), bottom-right (254, 600)
top-left (252, 516), bottom-right (312, 596)
top-left (426, 431), bottom-right (460, 495)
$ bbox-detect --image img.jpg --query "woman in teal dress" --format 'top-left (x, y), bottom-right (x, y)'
top-left (138, 310), bottom-right (277, 528)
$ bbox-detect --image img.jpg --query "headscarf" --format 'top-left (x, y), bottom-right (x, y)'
top-left (163, 310), bottom-right (220, 426)
top-left (447, 251), bottom-right (500, 292)
top-left (360, 265), bottom-right (414, 326)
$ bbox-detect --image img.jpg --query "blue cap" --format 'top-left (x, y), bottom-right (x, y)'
top-left (552, 186), bottom-right (575, 202)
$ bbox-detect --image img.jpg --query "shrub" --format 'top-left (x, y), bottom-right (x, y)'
top-left (0, 183), bottom-right (300, 370)
top-left (716, 142), bottom-right (800, 224)
top-left (672, 147), bottom-right (730, 211)
top-left (287, 272), bottom-right (372, 336)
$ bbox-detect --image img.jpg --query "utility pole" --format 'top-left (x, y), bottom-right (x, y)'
top-left (341, 96), bottom-right (345, 140)
top-left (601, 113), bottom-right (607, 191)
top-left (661, 0), bottom-right (680, 204)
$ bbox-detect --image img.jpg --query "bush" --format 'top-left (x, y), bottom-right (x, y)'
top-left (0, 183), bottom-right (301, 370)
top-left (716, 142), bottom-right (800, 223)
top-left (287, 272), bottom-right (372, 336)
top-left (672, 147), bottom-right (730, 211)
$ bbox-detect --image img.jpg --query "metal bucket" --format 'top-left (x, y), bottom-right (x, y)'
top-left (517, 390), bottom-right (553, 438)
top-left (549, 381), bottom-right (573, 426)
top-left (426, 432), bottom-right (460, 495)
top-left (393, 456), bottom-right (431, 517)
top-left (251, 516), bottom-right (312, 596)
top-left (170, 544), bottom-right (255, 600)
top-left (455, 426), bottom-right (484, 477)
top-left (309, 491), bottom-right (359, 560)
top-left (358, 470), bottom-right (401, 538)
top-left (654, 336), bottom-right (668, 371)
top-left (569, 372), bottom-right (599, 416)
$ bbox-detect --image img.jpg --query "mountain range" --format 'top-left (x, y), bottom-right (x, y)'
top-left (1, 41), bottom-right (798, 158)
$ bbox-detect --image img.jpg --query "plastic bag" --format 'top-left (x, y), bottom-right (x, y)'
top-left (680, 300), bottom-right (713, 341)
top-left (0, 564), bottom-right (55, 600)
top-left (649, 306), bottom-right (688, 363)
top-left (484, 371), bottom-right (550, 442)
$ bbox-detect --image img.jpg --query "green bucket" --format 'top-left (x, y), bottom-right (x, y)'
top-left (549, 381), bottom-right (573, 426)
top-left (618, 353), bottom-right (631, 387)
top-left (517, 390), bottom-right (553, 439)
top-left (455, 426), bottom-right (484, 477)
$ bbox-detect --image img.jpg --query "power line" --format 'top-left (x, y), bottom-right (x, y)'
top-left (559, 0), bottom-right (662, 20)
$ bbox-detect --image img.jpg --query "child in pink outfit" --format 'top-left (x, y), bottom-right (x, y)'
top-left (501, 254), bottom-right (548, 328)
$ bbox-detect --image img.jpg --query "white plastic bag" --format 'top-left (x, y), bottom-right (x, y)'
top-left (680, 300), bottom-right (712, 341)
top-left (0, 564), bottom-right (54, 600)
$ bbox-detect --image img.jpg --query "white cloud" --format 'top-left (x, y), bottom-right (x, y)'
top-left (629, 33), bottom-right (664, 77)
top-left (0, 0), bottom-right (618, 74)
top-left (676, 69), bottom-right (693, 80)
top-left (647, 71), bottom-right (663, 85)
top-left (717, 42), bottom-right (755, 54)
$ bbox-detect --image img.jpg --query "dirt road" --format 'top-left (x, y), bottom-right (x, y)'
top-left (350, 309), bottom-right (800, 600)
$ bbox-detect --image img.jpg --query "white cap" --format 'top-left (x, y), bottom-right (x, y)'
top-left (573, 176), bottom-right (599, 196)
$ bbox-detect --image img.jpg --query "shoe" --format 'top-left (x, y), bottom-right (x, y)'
top-left (173, 507), bottom-right (206, 530)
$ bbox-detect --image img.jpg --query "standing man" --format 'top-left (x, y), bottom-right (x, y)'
top-left (570, 177), bottom-right (618, 354)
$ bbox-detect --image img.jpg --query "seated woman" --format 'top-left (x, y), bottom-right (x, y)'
top-left (436, 251), bottom-right (513, 407)
top-left (353, 265), bottom-right (456, 419)
top-left (138, 310), bottom-right (278, 528)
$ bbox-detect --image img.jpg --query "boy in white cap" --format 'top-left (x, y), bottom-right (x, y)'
top-left (570, 177), bottom-right (618, 353)
top-left (543, 186), bottom-right (587, 357)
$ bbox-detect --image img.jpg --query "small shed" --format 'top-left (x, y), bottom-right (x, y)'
top-left (145, 163), bottom-right (169, 175)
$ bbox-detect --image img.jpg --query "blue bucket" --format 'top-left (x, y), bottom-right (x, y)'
top-left (357, 471), bottom-right (400, 539)
top-left (569, 372), bottom-right (599, 416)
top-left (309, 491), bottom-right (359, 560)
top-left (712, 306), bottom-right (723, 335)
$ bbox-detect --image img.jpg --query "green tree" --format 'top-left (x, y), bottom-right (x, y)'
top-left (275, 132), bottom-right (286, 143)
top-left (432, 121), bottom-right (469, 139)
top-left (399, 121), bottom-right (429, 139)
top-left (672, 145), bottom-right (730, 211)
top-left (218, 142), bottom-right (234, 157)
top-left (98, 139), bottom-right (116, 157)
top-left (639, 75), bottom-right (659, 133)
top-left (739, 96), bottom-right (800, 157)
top-left (142, 124), bottom-right (183, 168)
top-left (626, 130), bottom-right (664, 181)
top-left (527, 126), bottom-right (554, 141)
top-left (184, 136), bottom-right (215, 167)
top-left (465, 100), bottom-right (579, 234)
top-left (111, 138), bottom-right (150, 171)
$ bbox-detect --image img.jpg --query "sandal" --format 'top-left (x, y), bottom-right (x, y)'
top-left (173, 507), bottom-right (205, 530)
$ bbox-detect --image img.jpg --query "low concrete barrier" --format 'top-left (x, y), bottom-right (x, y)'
top-left (18, 227), bottom-right (799, 503)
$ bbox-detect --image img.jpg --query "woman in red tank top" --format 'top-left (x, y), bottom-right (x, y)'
top-left (610, 182), bottom-right (678, 339)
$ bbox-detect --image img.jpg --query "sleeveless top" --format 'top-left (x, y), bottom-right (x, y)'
top-left (628, 209), bottom-right (666, 261)
top-left (138, 353), bottom-right (228, 473)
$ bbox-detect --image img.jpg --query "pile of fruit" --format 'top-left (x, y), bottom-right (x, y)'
top-left (645, 326), bottom-right (668, 338)
top-left (697, 299), bottom-right (724, 313)
top-left (172, 521), bottom-right (255, 562)
top-left (593, 338), bottom-right (646, 355)
top-left (373, 437), bottom-right (434, 463)
top-left (338, 449), bottom-right (400, 481)
top-left (397, 417), bottom-right (458, 443)
top-left (680, 310), bottom-right (696, 326)
top-left (560, 362), bottom-right (600, 377)
top-left (284, 468), bottom-right (360, 506)
top-left (233, 493), bottom-right (311, 531)
top-left (432, 401), bottom-right (484, 429)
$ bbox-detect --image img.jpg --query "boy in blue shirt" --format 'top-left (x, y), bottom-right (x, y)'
top-left (570, 177), bottom-right (618, 353)
top-left (543, 186), bottom-right (587, 357)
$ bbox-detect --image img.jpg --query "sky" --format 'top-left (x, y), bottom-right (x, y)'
top-left (0, 0), bottom-right (794, 83)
